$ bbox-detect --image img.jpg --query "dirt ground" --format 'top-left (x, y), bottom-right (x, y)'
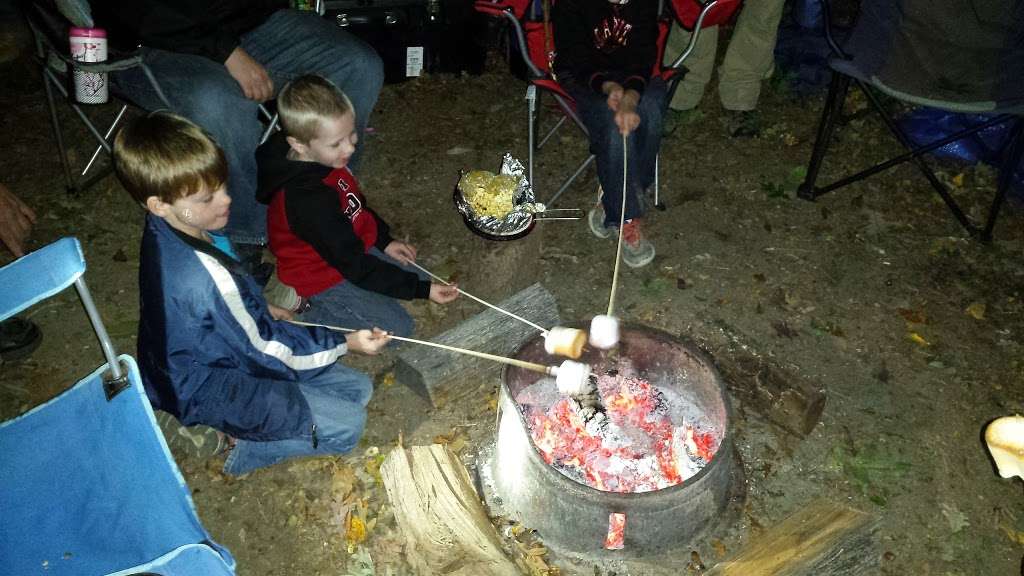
top-left (2, 22), bottom-right (1024, 576)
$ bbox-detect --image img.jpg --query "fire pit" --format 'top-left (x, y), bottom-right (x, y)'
top-left (484, 325), bottom-right (737, 557)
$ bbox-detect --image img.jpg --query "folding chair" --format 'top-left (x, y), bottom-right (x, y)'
top-left (0, 238), bottom-right (236, 575)
top-left (797, 0), bottom-right (1024, 242)
top-left (474, 0), bottom-right (742, 208)
top-left (25, 0), bottom-right (279, 196)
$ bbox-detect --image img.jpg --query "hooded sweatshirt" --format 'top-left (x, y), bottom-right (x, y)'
top-left (255, 132), bottom-right (430, 300)
top-left (552, 0), bottom-right (660, 96)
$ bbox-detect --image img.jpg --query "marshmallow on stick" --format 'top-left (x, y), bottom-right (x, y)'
top-left (589, 314), bottom-right (620, 350)
top-left (545, 326), bottom-right (587, 359)
top-left (554, 359), bottom-right (593, 396)
top-left (985, 415), bottom-right (1024, 480)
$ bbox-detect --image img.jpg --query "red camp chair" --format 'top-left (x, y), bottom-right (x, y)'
top-left (475, 0), bottom-right (742, 208)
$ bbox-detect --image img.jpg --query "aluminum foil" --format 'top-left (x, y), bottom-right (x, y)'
top-left (455, 153), bottom-right (545, 237)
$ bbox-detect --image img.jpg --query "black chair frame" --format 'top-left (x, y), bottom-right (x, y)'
top-left (796, 0), bottom-right (1024, 242)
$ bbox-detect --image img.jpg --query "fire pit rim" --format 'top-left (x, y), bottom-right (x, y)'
top-left (499, 322), bottom-right (734, 500)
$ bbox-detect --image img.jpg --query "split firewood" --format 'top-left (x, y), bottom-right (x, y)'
top-left (380, 443), bottom-right (520, 576)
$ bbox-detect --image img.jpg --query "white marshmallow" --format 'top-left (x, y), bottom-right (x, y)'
top-left (985, 415), bottom-right (1024, 480)
top-left (544, 326), bottom-right (587, 359)
top-left (554, 360), bottom-right (592, 396)
top-left (588, 315), bottom-right (620, 349)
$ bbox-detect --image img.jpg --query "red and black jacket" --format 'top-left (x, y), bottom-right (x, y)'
top-left (256, 132), bottom-right (430, 300)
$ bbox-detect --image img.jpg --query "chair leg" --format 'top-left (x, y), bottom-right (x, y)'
top-left (857, 80), bottom-right (975, 234)
top-left (981, 118), bottom-right (1024, 242)
top-left (798, 72), bottom-right (850, 201)
top-left (526, 85), bottom-right (537, 193)
top-left (41, 67), bottom-right (76, 194)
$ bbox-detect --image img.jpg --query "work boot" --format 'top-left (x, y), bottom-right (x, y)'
top-left (0, 317), bottom-right (41, 362)
top-left (621, 219), bottom-right (655, 268)
top-left (588, 186), bottom-right (614, 239)
top-left (727, 110), bottom-right (761, 138)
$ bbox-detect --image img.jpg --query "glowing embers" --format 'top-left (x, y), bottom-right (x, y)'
top-left (517, 360), bottom-right (720, 493)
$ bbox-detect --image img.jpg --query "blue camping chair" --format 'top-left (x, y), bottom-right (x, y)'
top-left (0, 238), bottom-right (235, 576)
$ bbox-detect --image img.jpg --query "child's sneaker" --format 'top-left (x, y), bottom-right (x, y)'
top-left (588, 185), bottom-right (614, 239)
top-left (621, 219), bottom-right (655, 268)
top-left (588, 203), bottom-right (614, 239)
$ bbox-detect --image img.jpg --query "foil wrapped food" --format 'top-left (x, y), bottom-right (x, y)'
top-left (455, 153), bottom-right (545, 237)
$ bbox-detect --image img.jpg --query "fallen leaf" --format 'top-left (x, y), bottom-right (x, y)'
top-left (965, 302), bottom-right (986, 320)
top-left (711, 538), bottom-right (727, 558)
top-left (952, 172), bottom-right (965, 188)
top-left (380, 371), bottom-right (396, 388)
top-left (897, 308), bottom-right (927, 324)
top-left (1000, 524), bottom-right (1024, 545)
top-left (940, 503), bottom-right (969, 533)
top-left (907, 332), bottom-right (930, 346)
top-left (346, 514), bottom-right (367, 548)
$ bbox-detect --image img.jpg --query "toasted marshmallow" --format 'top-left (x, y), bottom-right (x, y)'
top-left (985, 415), bottom-right (1024, 480)
top-left (544, 326), bottom-right (587, 359)
top-left (555, 360), bottom-right (592, 396)
top-left (589, 315), bottom-right (620, 349)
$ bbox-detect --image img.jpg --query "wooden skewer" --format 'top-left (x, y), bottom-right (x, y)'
top-left (286, 319), bottom-right (555, 375)
top-left (407, 260), bottom-right (549, 335)
top-left (607, 133), bottom-right (628, 318)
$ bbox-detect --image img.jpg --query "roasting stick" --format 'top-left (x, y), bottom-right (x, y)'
top-left (608, 133), bottom-right (629, 319)
top-left (589, 133), bottom-right (629, 350)
top-left (407, 260), bottom-right (549, 335)
top-left (287, 319), bottom-right (555, 375)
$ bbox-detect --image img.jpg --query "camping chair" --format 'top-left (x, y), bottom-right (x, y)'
top-left (25, 0), bottom-right (279, 195)
top-left (474, 0), bottom-right (742, 208)
top-left (796, 0), bottom-right (1024, 242)
top-left (0, 237), bottom-right (236, 576)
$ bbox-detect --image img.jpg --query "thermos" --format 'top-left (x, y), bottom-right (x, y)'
top-left (69, 27), bottom-right (108, 104)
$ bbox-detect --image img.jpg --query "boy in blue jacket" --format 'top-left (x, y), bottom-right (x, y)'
top-left (113, 111), bottom-right (390, 476)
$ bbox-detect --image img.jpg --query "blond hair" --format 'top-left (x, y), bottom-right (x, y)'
top-left (277, 74), bottom-right (355, 143)
top-left (113, 111), bottom-right (228, 205)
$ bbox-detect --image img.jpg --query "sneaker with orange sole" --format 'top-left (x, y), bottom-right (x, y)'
top-left (621, 219), bottom-right (655, 268)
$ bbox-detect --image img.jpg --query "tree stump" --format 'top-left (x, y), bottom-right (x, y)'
top-left (395, 282), bottom-right (560, 406)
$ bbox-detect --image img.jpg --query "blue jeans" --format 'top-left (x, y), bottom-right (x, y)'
top-left (568, 78), bottom-right (668, 226)
top-left (112, 10), bottom-right (384, 245)
top-left (223, 363), bottom-right (372, 476)
top-left (298, 248), bottom-right (428, 339)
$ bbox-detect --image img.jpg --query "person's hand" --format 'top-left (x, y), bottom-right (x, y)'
top-left (602, 81), bottom-right (625, 112)
top-left (345, 327), bottom-right (391, 355)
top-left (384, 240), bottom-right (417, 265)
top-left (429, 282), bottom-right (459, 304)
top-left (267, 304), bottom-right (294, 321)
top-left (614, 108), bottom-right (641, 136)
top-left (0, 184), bottom-right (37, 257)
top-left (224, 47), bottom-right (273, 102)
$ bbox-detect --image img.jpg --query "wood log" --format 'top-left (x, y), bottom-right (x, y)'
top-left (694, 320), bottom-right (827, 438)
top-left (395, 282), bottom-right (560, 406)
top-left (705, 500), bottom-right (879, 576)
top-left (380, 444), bottom-right (521, 576)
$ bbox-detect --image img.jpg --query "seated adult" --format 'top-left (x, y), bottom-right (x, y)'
top-left (94, 1), bottom-right (384, 257)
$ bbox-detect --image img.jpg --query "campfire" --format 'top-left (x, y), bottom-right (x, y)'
top-left (518, 361), bottom-right (720, 493)
top-left (484, 325), bottom-right (738, 557)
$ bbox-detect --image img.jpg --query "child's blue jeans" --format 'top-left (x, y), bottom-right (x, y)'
top-left (568, 78), bottom-right (668, 226)
top-left (297, 248), bottom-right (429, 338)
top-left (223, 363), bottom-right (372, 476)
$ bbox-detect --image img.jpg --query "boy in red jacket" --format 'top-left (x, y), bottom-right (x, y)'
top-left (256, 74), bottom-right (458, 337)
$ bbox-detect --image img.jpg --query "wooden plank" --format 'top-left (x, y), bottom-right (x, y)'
top-left (381, 444), bottom-right (521, 576)
top-left (706, 500), bottom-right (879, 576)
top-left (695, 321), bottom-right (827, 438)
top-left (395, 282), bottom-right (560, 406)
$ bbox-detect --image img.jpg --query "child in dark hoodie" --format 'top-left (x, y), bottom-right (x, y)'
top-left (256, 74), bottom-right (458, 337)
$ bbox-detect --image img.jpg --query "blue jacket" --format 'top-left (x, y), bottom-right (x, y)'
top-left (138, 214), bottom-right (348, 441)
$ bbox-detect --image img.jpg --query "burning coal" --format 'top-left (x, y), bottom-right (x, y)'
top-left (516, 360), bottom-right (719, 493)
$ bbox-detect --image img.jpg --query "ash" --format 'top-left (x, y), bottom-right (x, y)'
top-left (516, 368), bottom-right (721, 493)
